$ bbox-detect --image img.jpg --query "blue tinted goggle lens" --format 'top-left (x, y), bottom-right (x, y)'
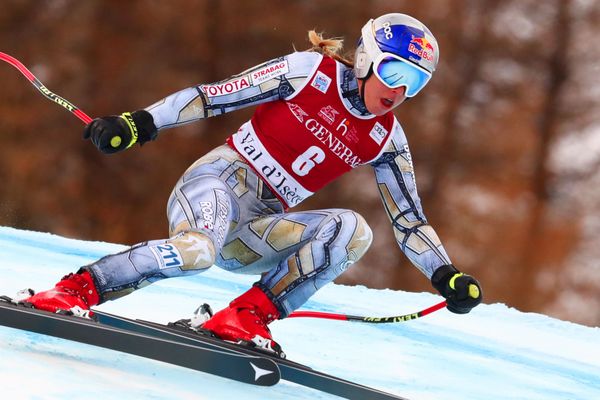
top-left (374, 56), bottom-right (431, 97)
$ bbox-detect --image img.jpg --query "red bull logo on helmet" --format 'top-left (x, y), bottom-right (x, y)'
top-left (408, 35), bottom-right (435, 63)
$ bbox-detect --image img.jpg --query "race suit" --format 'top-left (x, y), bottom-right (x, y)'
top-left (84, 51), bottom-right (451, 317)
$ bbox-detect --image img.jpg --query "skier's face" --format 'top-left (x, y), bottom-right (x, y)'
top-left (362, 75), bottom-right (407, 116)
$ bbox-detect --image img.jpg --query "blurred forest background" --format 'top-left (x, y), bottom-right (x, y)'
top-left (1, 0), bottom-right (599, 326)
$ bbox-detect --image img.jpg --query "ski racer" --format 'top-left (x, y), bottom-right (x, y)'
top-left (24, 13), bottom-right (482, 354)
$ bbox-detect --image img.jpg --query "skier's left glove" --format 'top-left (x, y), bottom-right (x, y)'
top-left (431, 264), bottom-right (482, 314)
top-left (83, 110), bottom-right (157, 154)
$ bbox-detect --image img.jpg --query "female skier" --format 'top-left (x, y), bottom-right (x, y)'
top-left (24, 13), bottom-right (482, 354)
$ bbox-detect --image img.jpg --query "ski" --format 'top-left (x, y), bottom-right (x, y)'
top-left (0, 298), bottom-right (407, 399)
top-left (94, 309), bottom-right (408, 400)
top-left (0, 300), bottom-right (280, 386)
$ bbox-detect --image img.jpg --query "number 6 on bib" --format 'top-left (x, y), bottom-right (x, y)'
top-left (292, 146), bottom-right (326, 176)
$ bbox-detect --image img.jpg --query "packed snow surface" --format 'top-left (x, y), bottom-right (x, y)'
top-left (0, 227), bottom-right (599, 399)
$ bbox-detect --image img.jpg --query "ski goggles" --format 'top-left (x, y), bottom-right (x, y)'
top-left (372, 53), bottom-right (432, 97)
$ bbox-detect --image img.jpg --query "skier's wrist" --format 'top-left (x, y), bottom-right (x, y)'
top-left (125, 110), bottom-right (158, 146)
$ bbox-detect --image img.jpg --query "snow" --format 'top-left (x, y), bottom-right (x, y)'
top-left (1, 226), bottom-right (599, 400)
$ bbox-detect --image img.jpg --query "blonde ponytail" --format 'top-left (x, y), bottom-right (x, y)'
top-left (306, 30), bottom-right (354, 67)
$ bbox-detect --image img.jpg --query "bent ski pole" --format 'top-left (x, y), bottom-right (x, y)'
top-left (0, 51), bottom-right (92, 124)
top-left (287, 300), bottom-right (447, 323)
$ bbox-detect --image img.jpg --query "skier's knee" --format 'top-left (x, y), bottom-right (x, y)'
top-left (168, 231), bottom-right (217, 271)
top-left (345, 211), bottom-right (373, 262)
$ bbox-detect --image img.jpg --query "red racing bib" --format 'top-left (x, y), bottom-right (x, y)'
top-left (228, 56), bottom-right (395, 208)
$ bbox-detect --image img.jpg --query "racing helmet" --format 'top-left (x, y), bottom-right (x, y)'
top-left (354, 13), bottom-right (439, 97)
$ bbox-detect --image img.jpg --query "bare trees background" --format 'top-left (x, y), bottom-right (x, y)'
top-left (1, 0), bottom-right (599, 325)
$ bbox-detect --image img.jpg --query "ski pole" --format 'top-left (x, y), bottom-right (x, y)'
top-left (287, 300), bottom-right (447, 324)
top-left (0, 51), bottom-right (92, 124)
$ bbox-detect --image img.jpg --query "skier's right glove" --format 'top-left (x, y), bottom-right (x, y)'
top-left (431, 264), bottom-right (482, 314)
top-left (83, 110), bottom-right (157, 154)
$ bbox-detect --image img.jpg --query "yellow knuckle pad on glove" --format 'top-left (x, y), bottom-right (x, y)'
top-left (468, 284), bottom-right (480, 299)
top-left (110, 136), bottom-right (122, 148)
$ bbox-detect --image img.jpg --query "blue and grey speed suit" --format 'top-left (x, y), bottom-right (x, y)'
top-left (84, 51), bottom-right (451, 318)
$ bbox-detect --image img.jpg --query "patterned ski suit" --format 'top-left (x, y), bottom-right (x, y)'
top-left (85, 51), bottom-right (451, 317)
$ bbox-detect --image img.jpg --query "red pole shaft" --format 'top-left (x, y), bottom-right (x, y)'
top-left (287, 300), bottom-right (447, 323)
top-left (419, 300), bottom-right (447, 316)
top-left (287, 311), bottom-right (349, 321)
top-left (0, 52), bottom-right (93, 125)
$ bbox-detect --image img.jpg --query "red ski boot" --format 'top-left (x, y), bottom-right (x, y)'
top-left (23, 271), bottom-right (100, 318)
top-left (201, 286), bottom-right (283, 356)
